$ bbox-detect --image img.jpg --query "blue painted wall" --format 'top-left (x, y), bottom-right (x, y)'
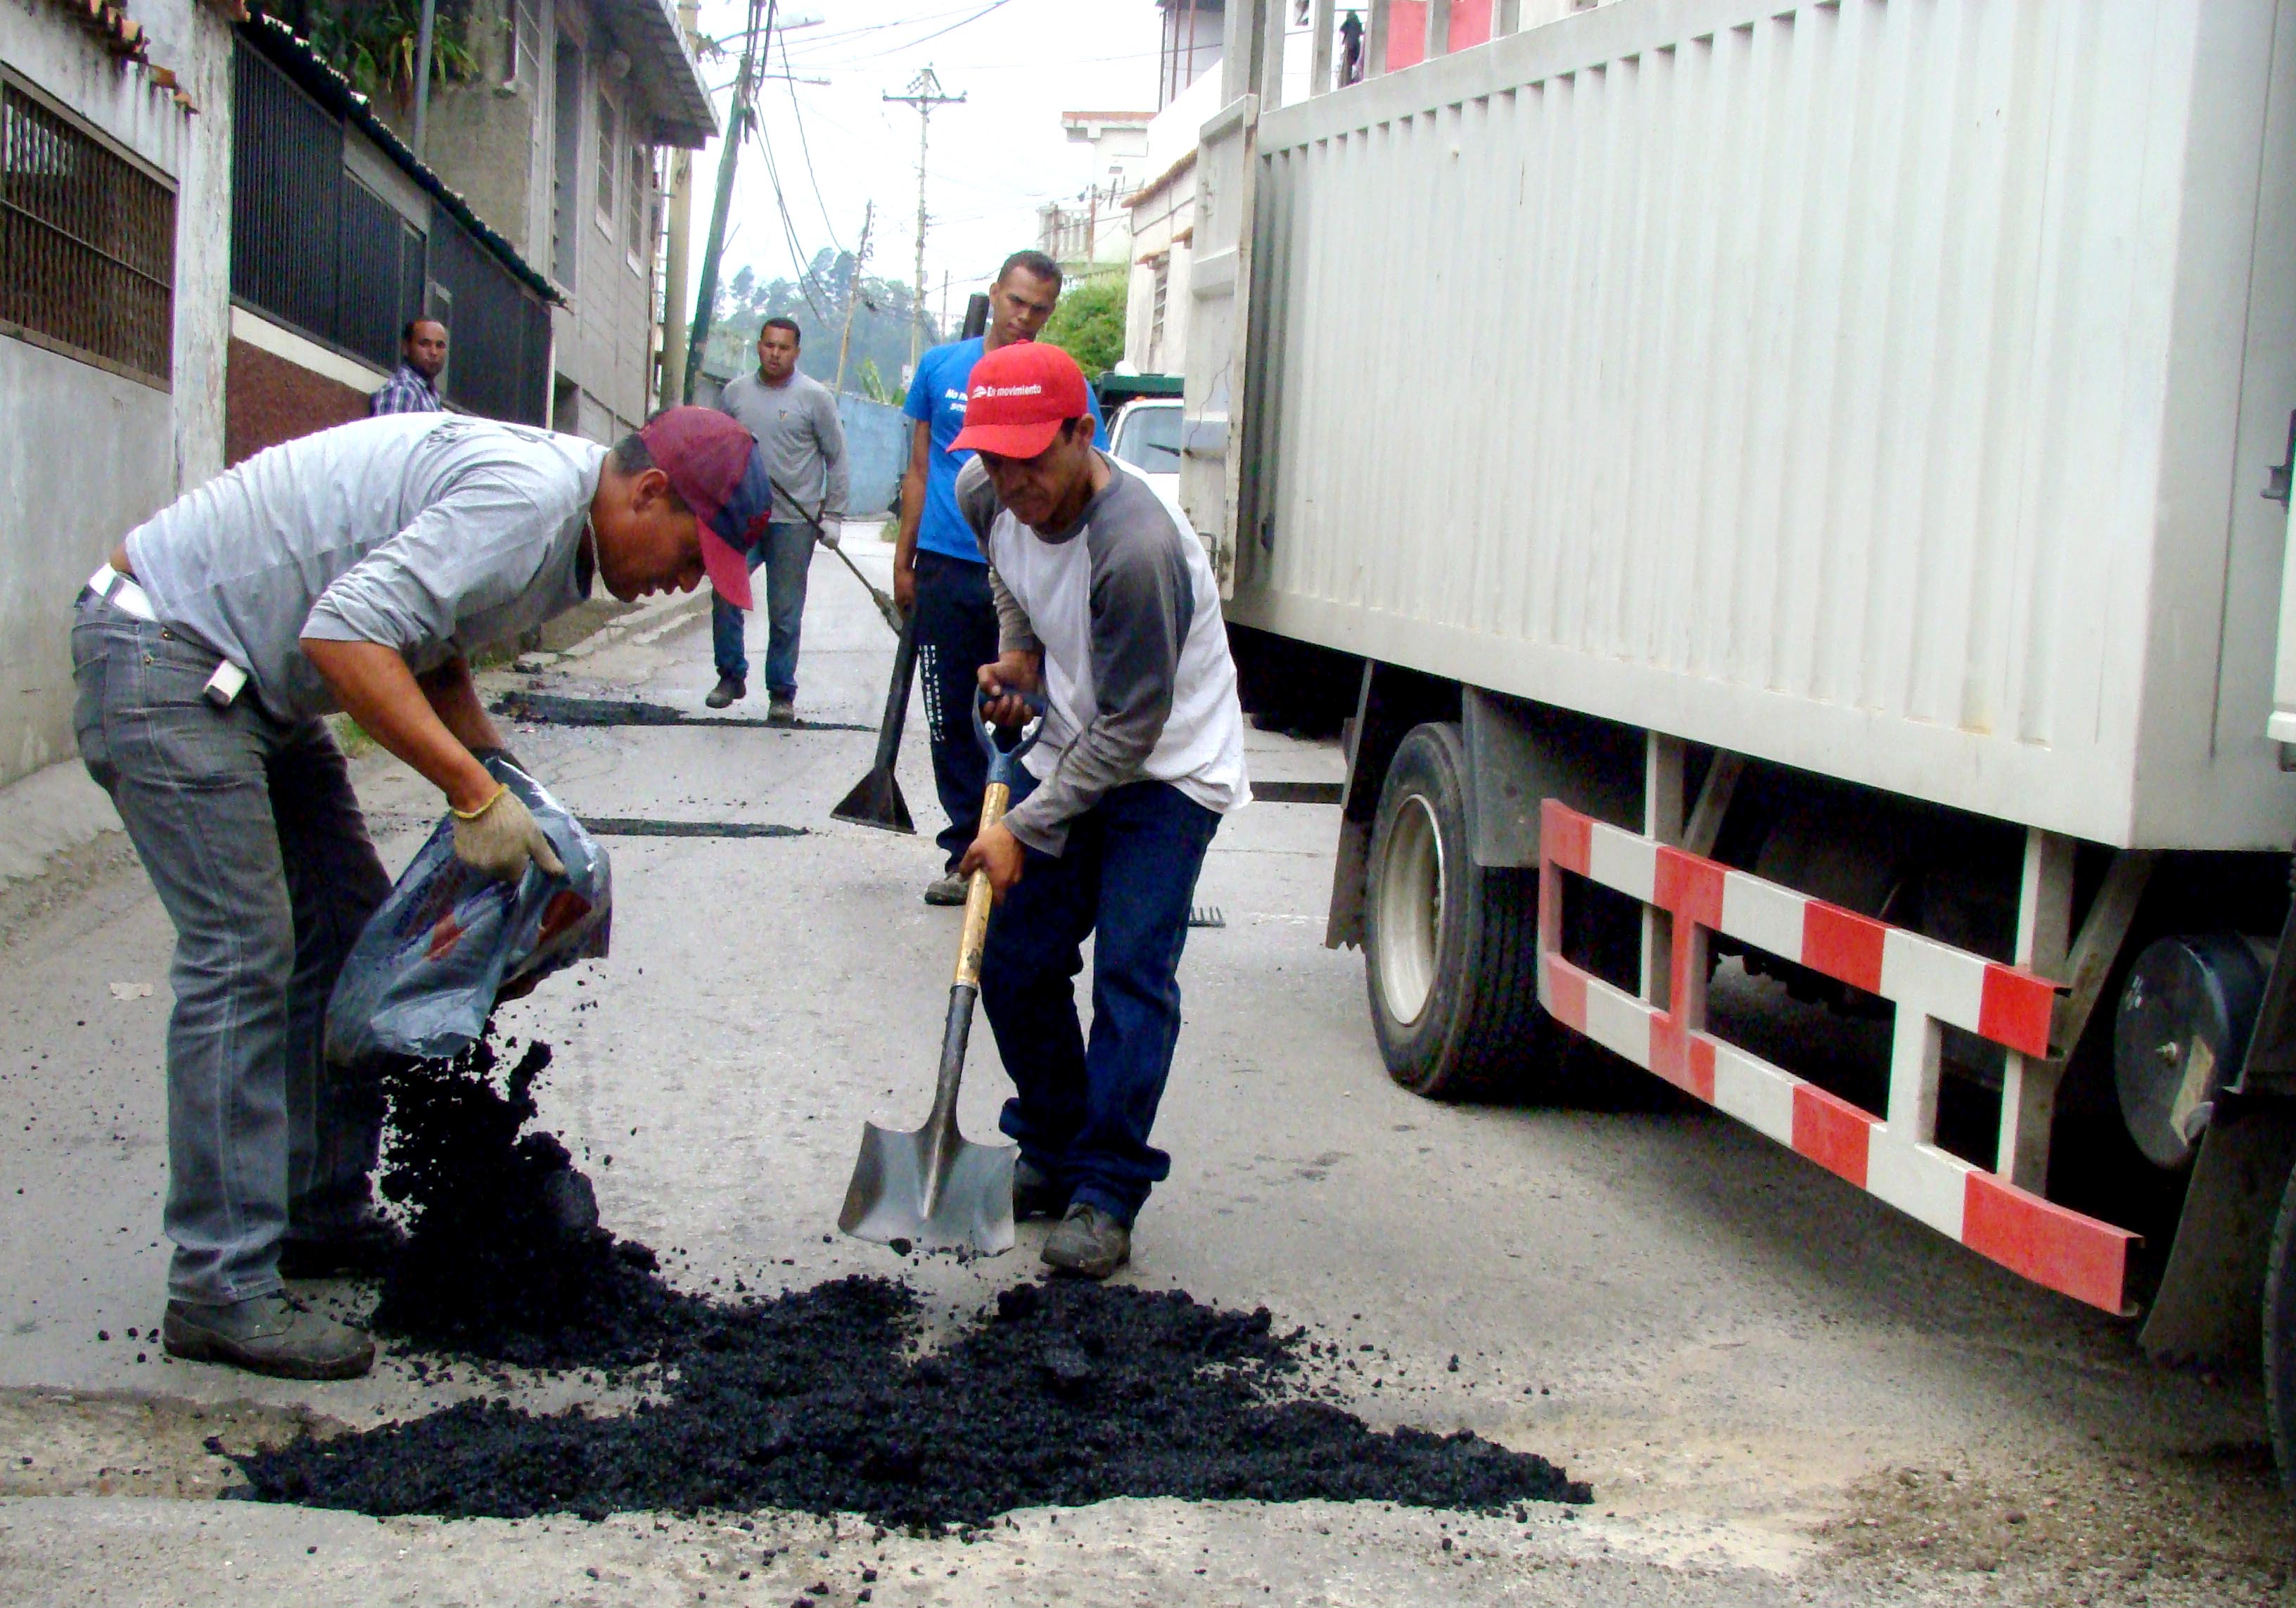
top-left (836, 395), bottom-right (908, 517)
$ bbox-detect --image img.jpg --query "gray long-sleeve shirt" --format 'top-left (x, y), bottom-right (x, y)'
top-left (123, 413), bottom-right (604, 725)
top-left (717, 368), bottom-right (848, 524)
top-left (957, 452), bottom-right (1249, 856)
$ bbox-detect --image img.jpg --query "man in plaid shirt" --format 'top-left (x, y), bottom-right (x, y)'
top-left (369, 319), bottom-right (448, 415)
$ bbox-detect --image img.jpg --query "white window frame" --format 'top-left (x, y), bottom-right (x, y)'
top-left (594, 79), bottom-right (619, 241)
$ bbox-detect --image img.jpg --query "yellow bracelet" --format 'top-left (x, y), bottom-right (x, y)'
top-left (451, 784), bottom-right (507, 822)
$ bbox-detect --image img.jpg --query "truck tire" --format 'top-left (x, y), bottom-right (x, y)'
top-left (2269, 1159), bottom-right (2296, 1495)
top-left (1364, 721), bottom-right (1553, 1098)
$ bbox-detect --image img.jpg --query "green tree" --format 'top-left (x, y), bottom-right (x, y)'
top-left (1040, 274), bottom-right (1128, 380)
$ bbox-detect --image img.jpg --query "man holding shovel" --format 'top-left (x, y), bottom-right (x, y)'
top-left (708, 317), bottom-right (849, 722)
top-left (950, 343), bottom-right (1250, 1279)
top-left (70, 408), bottom-right (777, 1379)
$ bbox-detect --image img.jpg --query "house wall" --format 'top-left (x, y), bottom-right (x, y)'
top-left (224, 308), bottom-right (390, 466)
top-left (0, 0), bottom-right (230, 787)
top-left (549, 4), bottom-right (661, 442)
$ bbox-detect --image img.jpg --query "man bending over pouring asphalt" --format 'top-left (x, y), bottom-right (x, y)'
top-left (950, 343), bottom-right (1250, 1279)
top-left (71, 408), bottom-right (775, 1380)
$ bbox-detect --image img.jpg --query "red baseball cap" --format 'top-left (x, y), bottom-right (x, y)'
top-left (637, 407), bottom-right (773, 610)
top-left (948, 342), bottom-right (1090, 459)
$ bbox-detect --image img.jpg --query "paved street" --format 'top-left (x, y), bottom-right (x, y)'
top-left (1, 523), bottom-right (2290, 1605)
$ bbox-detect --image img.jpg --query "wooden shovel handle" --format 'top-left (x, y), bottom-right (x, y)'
top-left (953, 780), bottom-right (1010, 988)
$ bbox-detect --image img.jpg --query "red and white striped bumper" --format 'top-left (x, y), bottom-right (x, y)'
top-left (1537, 800), bottom-right (2134, 1315)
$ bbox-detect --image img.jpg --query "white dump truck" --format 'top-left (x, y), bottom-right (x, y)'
top-left (1178, 0), bottom-right (2296, 1484)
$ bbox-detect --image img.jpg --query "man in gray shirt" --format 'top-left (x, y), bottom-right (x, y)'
top-left (72, 407), bottom-right (774, 1380)
top-left (708, 317), bottom-right (848, 722)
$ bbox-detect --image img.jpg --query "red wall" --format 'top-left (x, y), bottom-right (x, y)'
top-left (1384, 0), bottom-right (1493, 70)
top-left (225, 338), bottom-right (373, 468)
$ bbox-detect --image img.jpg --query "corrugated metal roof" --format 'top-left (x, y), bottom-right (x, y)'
top-left (594, 0), bottom-right (715, 148)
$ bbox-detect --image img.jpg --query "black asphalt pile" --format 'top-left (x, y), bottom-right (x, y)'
top-left (238, 1275), bottom-right (1590, 1526)
top-left (369, 1038), bottom-right (706, 1370)
top-left (272, 1035), bottom-right (1593, 1526)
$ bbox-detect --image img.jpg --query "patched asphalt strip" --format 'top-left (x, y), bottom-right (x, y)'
top-left (1253, 781), bottom-right (1343, 805)
top-left (494, 690), bottom-right (872, 733)
top-left (582, 819), bottom-right (808, 840)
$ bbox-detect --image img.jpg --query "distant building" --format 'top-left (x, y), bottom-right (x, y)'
top-left (400, 0), bottom-right (714, 442)
top-left (1154, 0), bottom-right (1223, 108)
top-left (1036, 110), bottom-right (1152, 274)
top-left (1119, 73), bottom-right (1220, 376)
top-left (0, 0), bottom-right (234, 787)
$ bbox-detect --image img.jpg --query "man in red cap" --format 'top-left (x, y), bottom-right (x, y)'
top-left (70, 407), bottom-right (770, 1380)
top-left (948, 343), bottom-right (1250, 1279)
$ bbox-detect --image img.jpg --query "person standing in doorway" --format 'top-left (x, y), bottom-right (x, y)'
top-left (369, 319), bottom-right (448, 414)
top-left (895, 250), bottom-right (1102, 905)
top-left (708, 317), bottom-right (848, 722)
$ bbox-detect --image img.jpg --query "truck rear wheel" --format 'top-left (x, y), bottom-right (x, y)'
top-left (1364, 721), bottom-right (1552, 1098)
top-left (2268, 1159), bottom-right (2296, 1494)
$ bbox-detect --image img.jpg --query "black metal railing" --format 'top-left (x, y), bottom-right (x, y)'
top-left (230, 36), bottom-right (548, 423)
top-left (428, 210), bottom-right (549, 424)
top-left (0, 76), bottom-right (175, 385)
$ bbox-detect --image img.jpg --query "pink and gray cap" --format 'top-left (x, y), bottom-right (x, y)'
top-left (636, 407), bottom-right (774, 610)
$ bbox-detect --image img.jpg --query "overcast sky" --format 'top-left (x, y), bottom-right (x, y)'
top-left (687, 0), bottom-right (1170, 329)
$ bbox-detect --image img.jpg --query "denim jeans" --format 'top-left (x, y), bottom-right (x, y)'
top-left (710, 520), bottom-right (812, 698)
top-left (912, 549), bottom-right (1000, 872)
top-left (978, 774), bottom-right (1221, 1225)
top-left (70, 594), bottom-right (393, 1304)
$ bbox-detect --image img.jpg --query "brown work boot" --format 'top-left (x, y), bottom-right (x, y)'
top-left (1042, 1204), bottom-right (1130, 1280)
top-left (162, 1294), bottom-right (376, 1380)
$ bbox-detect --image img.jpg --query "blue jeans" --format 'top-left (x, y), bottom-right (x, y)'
top-left (71, 595), bottom-right (393, 1304)
top-left (913, 549), bottom-right (1000, 872)
top-left (978, 775), bottom-right (1221, 1225)
top-left (710, 520), bottom-right (812, 698)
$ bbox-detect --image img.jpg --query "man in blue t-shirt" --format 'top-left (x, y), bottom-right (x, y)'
top-left (897, 249), bottom-right (1104, 905)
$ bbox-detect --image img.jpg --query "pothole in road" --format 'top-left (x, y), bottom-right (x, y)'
top-left (494, 690), bottom-right (872, 734)
top-left (232, 1039), bottom-right (1593, 1529)
top-left (583, 819), bottom-right (808, 840)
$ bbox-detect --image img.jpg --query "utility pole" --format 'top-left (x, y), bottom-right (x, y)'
top-left (833, 200), bottom-right (874, 398)
top-left (658, 0), bottom-right (702, 409)
top-left (684, 0), bottom-right (774, 402)
top-left (883, 67), bottom-right (964, 371)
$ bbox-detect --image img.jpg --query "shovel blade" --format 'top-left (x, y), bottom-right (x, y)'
top-left (838, 1120), bottom-right (1016, 1255)
top-left (831, 766), bottom-right (914, 835)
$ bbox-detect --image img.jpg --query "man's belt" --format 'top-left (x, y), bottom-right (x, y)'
top-left (86, 563), bottom-right (158, 623)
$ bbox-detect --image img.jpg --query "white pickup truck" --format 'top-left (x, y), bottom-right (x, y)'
top-left (1180, 0), bottom-right (2296, 1488)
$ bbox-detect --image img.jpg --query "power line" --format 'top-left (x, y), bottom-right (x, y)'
top-left (777, 30), bottom-right (846, 256)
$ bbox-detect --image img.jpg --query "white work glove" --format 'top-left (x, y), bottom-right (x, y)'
top-left (452, 784), bottom-right (566, 883)
top-left (817, 517), bottom-right (841, 551)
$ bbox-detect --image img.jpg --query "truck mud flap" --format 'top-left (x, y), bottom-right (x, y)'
top-left (1537, 800), bottom-right (2136, 1315)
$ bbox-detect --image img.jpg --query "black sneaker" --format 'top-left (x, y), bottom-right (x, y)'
top-left (706, 674), bottom-right (746, 709)
top-left (923, 873), bottom-right (968, 907)
top-left (162, 1294), bottom-right (376, 1380)
top-left (1042, 1204), bottom-right (1130, 1280)
top-left (277, 1209), bottom-right (407, 1280)
top-left (1013, 1159), bottom-right (1071, 1222)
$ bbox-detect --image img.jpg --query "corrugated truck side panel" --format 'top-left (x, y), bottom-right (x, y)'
top-left (1227, 0), bottom-right (2296, 850)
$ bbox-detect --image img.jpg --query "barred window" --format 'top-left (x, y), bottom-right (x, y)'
top-left (0, 75), bottom-right (175, 387)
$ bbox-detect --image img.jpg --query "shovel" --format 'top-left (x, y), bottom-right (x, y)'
top-left (830, 290), bottom-right (993, 836)
top-left (767, 474), bottom-right (903, 636)
top-left (830, 610), bottom-right (919, 834)
top-left (838, 692), bottom-right (1045, 1255)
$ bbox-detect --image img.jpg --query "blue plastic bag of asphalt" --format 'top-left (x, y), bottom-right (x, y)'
top-left (325, 755), bottom-right (612, 1068)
